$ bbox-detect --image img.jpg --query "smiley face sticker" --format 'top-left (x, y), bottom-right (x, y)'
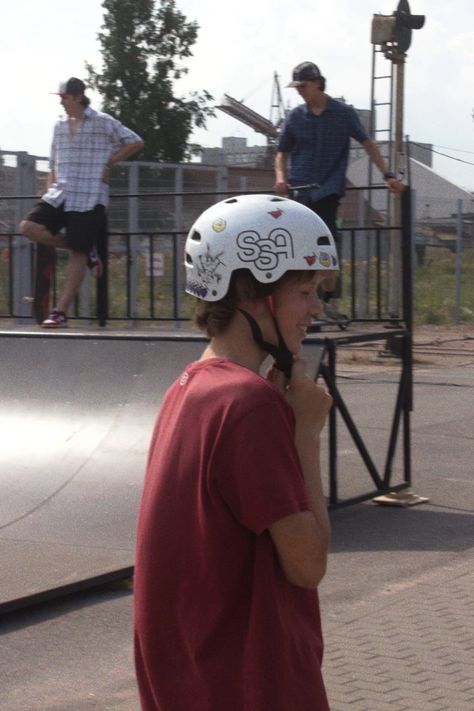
top-left (319, 252), bottom-right (332, 268)
top-left (212, 218), bottom-right (226, 233)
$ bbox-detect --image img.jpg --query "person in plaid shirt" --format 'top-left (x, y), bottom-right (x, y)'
top-left (20, 77), bottom-right (144, 327)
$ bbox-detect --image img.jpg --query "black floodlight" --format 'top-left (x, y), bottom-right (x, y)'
top-left (394, 0), bottom-right (425, 52)
top-left (371, 0), bottom-right (425, 56)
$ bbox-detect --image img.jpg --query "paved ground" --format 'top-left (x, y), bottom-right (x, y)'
top-left (1, 325), bottom-right (473, 711)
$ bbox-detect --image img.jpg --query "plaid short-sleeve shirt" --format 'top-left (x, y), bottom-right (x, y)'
top-left (42, 107), bottom-right (142, 212)
top-left (277, 96), bottom-right (369, 203)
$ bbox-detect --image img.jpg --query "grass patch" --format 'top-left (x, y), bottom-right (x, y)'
top-left (413, 246), bottom-right (474, 325)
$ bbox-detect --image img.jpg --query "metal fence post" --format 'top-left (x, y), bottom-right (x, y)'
top-left (80, 267), bottom-right (90, 320)
top-left (401, 188), bottom-right (413, 333)
top-left (356, 190), bottom-right (368, 317)
top-left (174, 166), bottom-right (184, 319)
top-left (14, 153), bottom-right (36, 321)
top-left (128, 163), bottom-right (139, 318)
top-left (97, 222), bottom-right (108, 327)
top-left (455, 199), bottom-right (463, 323)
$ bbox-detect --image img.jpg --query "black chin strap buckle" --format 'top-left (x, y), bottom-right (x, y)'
top-left (237, 308), bottom-right (294, 379)
top-left (273, 351), bottom-right (294, 380)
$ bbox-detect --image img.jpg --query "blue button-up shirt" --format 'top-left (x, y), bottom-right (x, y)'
top-left (278, 97), bottom-right (368, 203)
top-left (43, 106), bottom-right (142, 212)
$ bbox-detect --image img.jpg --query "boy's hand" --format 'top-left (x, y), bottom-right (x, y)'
top-left (274, 180), bottom-right (289, 196)
top-left (286, 358), bottom-right (332, 435)
top-left (267, 358), bottom-right (332, 435)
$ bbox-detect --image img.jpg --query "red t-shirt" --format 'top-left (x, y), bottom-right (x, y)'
top-left (134, 359), bottom-right (329, 711)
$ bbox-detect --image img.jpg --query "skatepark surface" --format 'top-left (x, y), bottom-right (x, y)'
top-left (0, 324), bottom-right (473, 710)
top-left (0, 330), bottom-right (206, 610)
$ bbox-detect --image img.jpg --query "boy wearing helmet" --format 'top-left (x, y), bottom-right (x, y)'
top-left (134, 194), bottom-right (339, 711)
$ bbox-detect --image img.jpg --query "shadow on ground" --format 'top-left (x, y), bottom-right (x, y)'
top-left (329, 502), bottom-right (474, 554)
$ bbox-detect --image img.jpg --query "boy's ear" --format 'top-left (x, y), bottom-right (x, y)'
top-left (233, 271), bottom-right (274, 316)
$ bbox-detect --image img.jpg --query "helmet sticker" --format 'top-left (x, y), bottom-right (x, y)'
top-left (304, 254), bottom-right (316, 266)
top-left (319, 251), bottom-right (331, 268)
top-left (236, 228), bottom-right (294, 273)
top-left (269, 209), bottom-right (283, 219)
top-left (186, 280), bottom-right (208, 298)
top-left (212, 218), bottom-right (226, 233)
top-left (197, 244), bottom-right (225, 287)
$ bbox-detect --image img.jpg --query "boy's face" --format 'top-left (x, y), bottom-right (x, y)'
top-left (59, 93), bottom-right (83, 115)
top-left (272, 272), bottom-right (326, 354)
top-left (295, 79), bottom-right (321, 103)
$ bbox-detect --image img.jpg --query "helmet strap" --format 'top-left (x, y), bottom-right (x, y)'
top-left (236, 308), bottom-right (294, 379)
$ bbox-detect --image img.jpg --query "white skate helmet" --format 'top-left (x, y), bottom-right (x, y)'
top-left (185, 194), bottom-right (338, 302)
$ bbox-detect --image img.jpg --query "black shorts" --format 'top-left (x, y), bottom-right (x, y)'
top-left (25, 201), bottom-right (107, 254)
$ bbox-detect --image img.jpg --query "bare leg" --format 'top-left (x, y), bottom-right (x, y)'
top-left (56, 251), bottom-right (87, 314)
top-left (19, 220), bottom-right (68, 249)
top-left (19, 220), bottom-right (88, 315)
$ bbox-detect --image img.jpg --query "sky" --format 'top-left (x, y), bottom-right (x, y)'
top-left (1, 0), bottom-right (473, 190)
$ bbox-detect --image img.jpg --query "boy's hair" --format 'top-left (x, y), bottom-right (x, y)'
top-left (193, 268), bottom-right (317, 337)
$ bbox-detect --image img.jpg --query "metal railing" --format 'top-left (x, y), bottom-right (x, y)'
top-left (311, 189), bottom-right (414, 507)
top-left (1, 187), bottom-right (413, 328)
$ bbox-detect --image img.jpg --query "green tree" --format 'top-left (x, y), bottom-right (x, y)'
top-left (86, 0), bottom-right (214, 162)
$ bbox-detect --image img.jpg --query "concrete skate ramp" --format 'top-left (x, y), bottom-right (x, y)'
top-left (0, 332), bottom-right (205, 611)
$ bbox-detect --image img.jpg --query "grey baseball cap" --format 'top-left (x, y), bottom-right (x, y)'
top-left (287, 62), bottom-right (322, 87)
top-left (54, 78), bottom-right (87, 96)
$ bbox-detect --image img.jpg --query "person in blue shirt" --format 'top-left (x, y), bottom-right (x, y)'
top-left (274, 61), bottom-right (404, 318)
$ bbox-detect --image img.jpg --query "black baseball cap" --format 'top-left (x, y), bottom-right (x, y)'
top-left (287, 62), bottom-right (323, 87)
top-left (54, 78), bottom-right (87, 96)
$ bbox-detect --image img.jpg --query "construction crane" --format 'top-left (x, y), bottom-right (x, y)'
top-left (217, 73), bottom-right (287, 145)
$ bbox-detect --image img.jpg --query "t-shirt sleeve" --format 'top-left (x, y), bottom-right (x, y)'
top-left (277, 117), bottom-right (294, 153)
top-left (347, 105), bottom-right (369, 143)
top-left (107, 116), bottom-right (143, 147)
top-left (214, 397), bottom-right (310, 534)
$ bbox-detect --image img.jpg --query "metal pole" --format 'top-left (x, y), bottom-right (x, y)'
top-left (174, 166), bottom-right (184, 320)
top-left (401, 188), bottom-right (413, 333)
top-left (357, 190), bottom-right (368, 317)
top-left (14, 153), bottom-right (36, 321)
top-left (388, 58), bottom-right (405, 318)
top-left (327, 341), bottom-right (338, 507)
top-left (128, 163), bottom-right (139, 318)
top-left (455, 199), bottom-right (463, 323)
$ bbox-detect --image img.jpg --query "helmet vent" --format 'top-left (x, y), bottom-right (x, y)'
top-left (224, 198), bottom-right (238, 204)
top-left (185, 252), bottom-right (193, 265)
top-left (317, 235), bottom-right (331, 245)
top-left (270, 197), bottom-right (285, 202)
top-left (190, 229), bottom-right (201, 242)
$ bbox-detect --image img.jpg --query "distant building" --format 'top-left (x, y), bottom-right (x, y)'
top-left (346, 154), bottom-right (474, 248)
top-left (200, 137), bottom-right (272, 168)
